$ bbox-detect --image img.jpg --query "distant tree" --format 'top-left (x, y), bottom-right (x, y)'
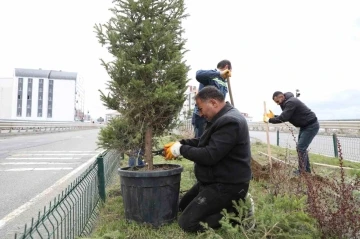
top-left (95, 0), bottom-right (190, 169)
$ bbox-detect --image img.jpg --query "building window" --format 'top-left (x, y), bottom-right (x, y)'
top-left (47, 80), bottom-right (54, 118)
top-left (16, 78), bottom-right (23, 117)
top-left (26, 79), bottom-right (32, 117)
top-left (38, 78), bottom-right (44, 117)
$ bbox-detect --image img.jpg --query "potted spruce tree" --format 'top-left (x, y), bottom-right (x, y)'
top-left (95, 0), bottom-right (190, 227)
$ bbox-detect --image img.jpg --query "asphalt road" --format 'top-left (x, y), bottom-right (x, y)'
top-left (0, 129), bottom-right (102, 238)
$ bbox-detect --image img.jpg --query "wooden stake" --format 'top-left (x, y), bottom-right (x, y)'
top-left (227, 78), bottom-right (234, 106)
top-left (263, 101), bottom-right (272, 170)
top-left (145, 127), bottom-right (153, 170)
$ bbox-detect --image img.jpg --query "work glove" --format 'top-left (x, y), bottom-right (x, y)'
top-left (266, 110), bottom-right (275, 118)
top-left (220, 69), bottom-right (231, 79)
top-left (263, 114), bottom-right (269, 123)
top-left (164, 142), bottom-right (176, 150)
top-left (164, 142), bottom-right (182, 160)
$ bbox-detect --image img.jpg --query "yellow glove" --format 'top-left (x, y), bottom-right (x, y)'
top-left (164, 142), bottom-right (176, 150)
top-left (263, 114), bottom-right (269, 123)
top-left (164, 142), bottom-right (182, 160)
top-left (266, 110), bottom-right (275, 118)
top-left (220, 69), bottom-right (231, 79)
top-left (163, 142), bottom-right (176, 160)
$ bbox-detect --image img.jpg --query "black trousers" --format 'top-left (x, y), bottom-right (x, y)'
top-left (178, 181), bottom-right (249, 232)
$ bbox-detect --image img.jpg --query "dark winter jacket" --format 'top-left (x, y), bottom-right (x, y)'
top-left (269, 92), bottom-right (318, 128)
top-left (180, 102), bottom-right (252, 185)
top-left (193, 70), bottom-right (228, 116)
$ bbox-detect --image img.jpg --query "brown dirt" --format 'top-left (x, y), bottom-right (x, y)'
top-left (251, 157), bottom-right (285, 181)
top-left (251, 158), bottom-right (270, 181)
top-left (251, 157), bottom-right (335, 190)
top-left (126, 163), bottom-right (179, 171)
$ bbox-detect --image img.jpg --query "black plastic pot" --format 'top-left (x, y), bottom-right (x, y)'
top-left (118, 164), bottom-right (183, 227)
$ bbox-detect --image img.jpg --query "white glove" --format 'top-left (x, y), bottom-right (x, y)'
top-left (170, 142), bottom-right (182, 157)
top-left (164, 141), bottom-right (182, 160)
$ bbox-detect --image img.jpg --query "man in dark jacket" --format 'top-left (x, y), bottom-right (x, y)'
top-left (263, 91), bottom-right (319, 173)
top-left (164, 86), bottom-right (252, 233)
top-left (192, 60), bottom-right (232, 138)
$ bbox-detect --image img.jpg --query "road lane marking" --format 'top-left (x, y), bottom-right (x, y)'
top-left (0, 152), bottom-right (103, 229)
top-left (1, 168), bottom-right (73, 171)
top-left (12, 154), bottom-right (97, 156)
top-left (6, 158), bottom-right (81, 160)
top-left (4, 168), bottom-right (73, 171)
top-left (1, 162), bottom-right (77, 165)
top-left (16, 151), bottom-right (101, 153)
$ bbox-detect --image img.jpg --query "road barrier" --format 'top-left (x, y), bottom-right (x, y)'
top-left (0, 120), bottom-right (101, 135)
top-left (178, 119), bottom-right (360, 161)
top-left (14, 150), bottom-right (121, 239)
top-left (179, 119), bottom-right (360, 135)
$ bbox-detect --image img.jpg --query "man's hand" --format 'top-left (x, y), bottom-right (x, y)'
top-left (164, 142), bottom-right (182, 160)
top-left (220, 69), bottom-right (231, 79)
top-left (266, 110), bottom-right (275, 118)
top-left (164, 142), bottom-right (176, 150)
top-left (263, 114), bottom-right (269, 123)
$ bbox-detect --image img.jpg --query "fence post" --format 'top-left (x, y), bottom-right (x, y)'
top-left (276, 130), bottom-right (280, 146)
top-left (97, 155), bottom-right (106, 202)
top-left (332, 133), bottom-right (338, 158)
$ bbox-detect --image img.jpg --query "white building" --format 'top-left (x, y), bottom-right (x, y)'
top-left (105, 110), bottom-right (121, 123)
top-left (0, 68), bottom-right (84, 121)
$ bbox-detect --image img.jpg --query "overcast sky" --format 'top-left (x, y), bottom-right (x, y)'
top-left (1, 0), bottom-right (360, 121)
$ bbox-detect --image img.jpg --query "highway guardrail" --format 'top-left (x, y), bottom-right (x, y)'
top-left (0, 120), bottom-right (101, 135)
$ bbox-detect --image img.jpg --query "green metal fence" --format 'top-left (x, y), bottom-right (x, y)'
top-left (276, 131), bottom-right (360, 162)
top-left (14, 150), bottom-right (121, 239)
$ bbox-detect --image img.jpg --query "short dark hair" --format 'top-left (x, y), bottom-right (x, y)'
top-left (272, 91), bottom-right (283, 100)
top-left (217, 60), bottom-right (232, 70)
top-left (196, 86), bottom-right (225, 102)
